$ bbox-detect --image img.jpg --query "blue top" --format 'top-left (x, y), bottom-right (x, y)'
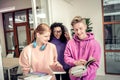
top-left (50, 37), bottom-right (70, 70)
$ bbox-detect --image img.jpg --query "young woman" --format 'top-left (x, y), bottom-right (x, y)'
top-left (49, 22), bottom-right (70, 80)
top-left (19, 23), bottom-right (63, 80)
top-left (64, 16), bottom-right (101, 80)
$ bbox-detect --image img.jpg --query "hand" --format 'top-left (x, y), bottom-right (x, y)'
top-left (55, 62), bottom-right (63, 71)
top-left (74, 59), bottom-right (87, 66)
top-left (50, 62), bottom-right (64, 72)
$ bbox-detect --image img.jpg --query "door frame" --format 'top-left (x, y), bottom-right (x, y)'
top-left (2, 8), bottom-right (33, 57)
top-left (14, 22), bottom-right (30, 57)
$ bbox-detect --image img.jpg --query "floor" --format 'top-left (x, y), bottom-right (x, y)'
top-left (96, 75), bottom-right (120, 80)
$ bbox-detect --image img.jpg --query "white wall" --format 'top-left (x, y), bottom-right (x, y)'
top-left (0, 0), bottom-right (31, 11)
top-left (0, 13), bottom-right (6, 57)
top-left (50, 0), bottom-right (104, 75)
top-left (49, 0), bottom-right (73, 35)
top-left (0, 39), bottom-right (4, 80)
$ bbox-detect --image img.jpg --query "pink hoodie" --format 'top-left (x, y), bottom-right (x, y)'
top-left (64, 33), bottom-right (101, 80)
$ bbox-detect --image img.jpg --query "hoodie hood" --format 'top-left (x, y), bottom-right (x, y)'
top-left (73, 32), bottom-right (94, 42)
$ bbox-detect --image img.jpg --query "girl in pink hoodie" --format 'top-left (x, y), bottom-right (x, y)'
top-left (19, 23), bottom-right (63, 80)
top-left (64, 16), bottom-right (101, 80)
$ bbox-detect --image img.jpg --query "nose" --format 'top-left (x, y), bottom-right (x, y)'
top-left (77, 29), bottom-right (81, 34)
top-left (47, 36), bottom-right (50, 41)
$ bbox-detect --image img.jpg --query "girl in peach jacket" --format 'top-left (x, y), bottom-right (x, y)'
top-left (19, 23), bottom-right (63, 80)
top-left (64, 16), bottom-right (101, 80)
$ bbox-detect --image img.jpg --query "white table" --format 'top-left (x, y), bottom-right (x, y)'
top-left (18, 73), bottom-right (52, 80)
top-left (2, 58), bottom-right (19, 80)
top-left (53, 71), bottom-right (66, 80)
top-left (49, 65), bottom-right (66, 80)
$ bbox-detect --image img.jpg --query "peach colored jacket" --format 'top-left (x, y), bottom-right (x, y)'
top-left (19, 42), bottom-right (58, 75)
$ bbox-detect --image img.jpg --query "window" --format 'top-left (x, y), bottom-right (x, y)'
top-left (103, 0), bottom-right (120, 74)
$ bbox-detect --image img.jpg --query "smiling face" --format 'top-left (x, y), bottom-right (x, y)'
top-left (53, 27), bottom-right (62, 39)
top-left (73, 22), bottom-right (87, 40)
top-left (71, 16), bottom-right (88, 40)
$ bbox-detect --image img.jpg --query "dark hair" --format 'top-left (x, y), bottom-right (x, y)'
top-left (31, 23), bottom-right (50, 42)
top-left (49, 22), bottom-right (67, 42)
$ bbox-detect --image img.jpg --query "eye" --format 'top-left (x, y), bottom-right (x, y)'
top-left (74, 29), bottom-right (78, 32)
top-left (44, 36), bottom-right (49, 38)
top-left (79, 28), bottom-right (82, 30)
top-left (54, 30), bottom-right (62, 33)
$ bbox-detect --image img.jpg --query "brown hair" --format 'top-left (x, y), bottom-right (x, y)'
top-left (32, 23), bottom-right (50, 42)
top-left (71, 16), bottom-right (86, 26)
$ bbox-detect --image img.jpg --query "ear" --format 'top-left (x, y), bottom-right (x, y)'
top-left (36, 33), bottom-right (40, 38)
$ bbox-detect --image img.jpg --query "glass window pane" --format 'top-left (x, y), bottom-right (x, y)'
top-left (6, 32), bottom-right (15, 50)
top-left (104, 15), bottom-right (120, 22)
top-left (104, 1), bottom-right (120, 22)
top-left (36, 0), bottom-right (48, 24)
top-left (31, 0), bottom-right (49, 28)
top-left (104, 24), bottom-right (120, 50)
top-left (31, 30), bottom-right (34, 42)
top-left (17, 26), bottom-right (27, 47)
top-left (15, 10), bottom-right (27, 23)
top-left (29, 9), bottom-right (34, 29)
top-left (4, 13), bottom-right (13, 31)
top-left (106, 52), bottom-right (120, 74)
top-left (17, 26), bottom-right (27, 54)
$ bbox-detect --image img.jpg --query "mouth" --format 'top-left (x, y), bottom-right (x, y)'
top-left (77, 33), bottom-right (82, 36)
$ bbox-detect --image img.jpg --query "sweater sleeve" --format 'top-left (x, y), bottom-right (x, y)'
top-left (53, 44), bottom-right (58, 63)
top-left (83, 41), bottom-right (101, 77)
top-left (19, 46), bottom-right (31, 75)
top-left (64, 42), bottom-right (76, 66)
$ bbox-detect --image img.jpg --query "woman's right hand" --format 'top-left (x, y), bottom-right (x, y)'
top-left (49, 62), bottom-right (64, 72)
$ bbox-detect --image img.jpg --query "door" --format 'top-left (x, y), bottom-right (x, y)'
top-left (3, 9), bottom-right (33, 57)
top-left (14, 23), bottom-right (30, 57)
top-left (14, 10), bottom-right (33, 57)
